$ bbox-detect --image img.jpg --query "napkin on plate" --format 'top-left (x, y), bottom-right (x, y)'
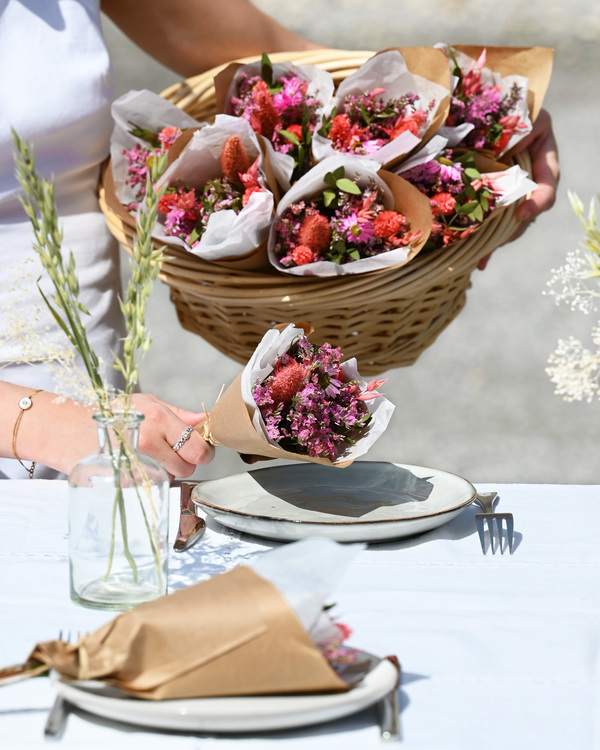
top-left (27, 539), bottom-right (364, 700)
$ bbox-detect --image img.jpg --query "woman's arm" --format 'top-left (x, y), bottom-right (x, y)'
top-left (101, 0), bottom-right (321, 78)
top-left (1, 381), bottom-right (214, 478)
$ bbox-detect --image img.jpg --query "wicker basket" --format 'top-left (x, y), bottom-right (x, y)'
top-left (99, 49), bottom-right (530, 375)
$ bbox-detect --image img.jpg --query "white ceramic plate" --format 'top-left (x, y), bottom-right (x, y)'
top-left (192, 461), bottom-right (476, 543)
top-left (51, 657), bottom-right (398, 733)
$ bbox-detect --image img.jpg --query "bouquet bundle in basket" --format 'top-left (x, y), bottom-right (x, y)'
top-left (99, 45), bottom-right (553, 372)
top-left (396, 138), bottom-right (537, 252)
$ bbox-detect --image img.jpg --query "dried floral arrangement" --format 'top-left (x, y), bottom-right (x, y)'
top-left (546, 192), bottom-right (600, 403)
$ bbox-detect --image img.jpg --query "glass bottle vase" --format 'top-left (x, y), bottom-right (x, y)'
top-left (68, 411), bottom-right (169, 610)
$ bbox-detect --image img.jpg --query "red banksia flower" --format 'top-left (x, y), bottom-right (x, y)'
top-left (269, 359), bottom-right (307, 404)
top-left (250, 80), bottom-right (279, 140)
top-left (220, 135), bottom-right (251, 182)
top-left (298, 213), bottom-right (331, 255)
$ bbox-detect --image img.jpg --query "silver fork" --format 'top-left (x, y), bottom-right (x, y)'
top-left (474, 492), bottom-right (514, 555)
top-left (44, 631), bottom-right (75, 740)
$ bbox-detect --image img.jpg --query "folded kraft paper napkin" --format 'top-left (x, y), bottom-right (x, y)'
top-left (27, 539), bottom-right (367, 700)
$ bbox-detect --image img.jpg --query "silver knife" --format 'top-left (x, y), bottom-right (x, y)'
top-left (173, 481), bottom-right (206, 552)
top-left (44, 695), bottom-right (70, 740)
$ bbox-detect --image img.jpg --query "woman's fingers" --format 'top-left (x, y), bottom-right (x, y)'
top-left (479, 109), bottom-right (560, 269)
top-left (130, 393), bottom-right (215, 477)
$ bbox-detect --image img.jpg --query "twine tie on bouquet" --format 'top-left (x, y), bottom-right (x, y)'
top-left (64, 636), bottom-right (90, 682)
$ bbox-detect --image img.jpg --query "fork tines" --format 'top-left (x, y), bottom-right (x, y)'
top-left (476, 512), bottom-right (514, 554)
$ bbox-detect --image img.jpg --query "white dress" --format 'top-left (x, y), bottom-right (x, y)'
top-left (0, 0), bottom-right (125, 478)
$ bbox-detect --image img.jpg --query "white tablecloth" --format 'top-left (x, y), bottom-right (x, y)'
top-left (1, 479), bottom-right (599, 749)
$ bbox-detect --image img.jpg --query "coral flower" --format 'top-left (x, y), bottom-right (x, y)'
top-left (328, 114), bottom-right (352, 146)
top-left (157, 126), bottom-right (182, 150)
top-left (373, 210), bottom-right (405, 239)
top-left (291, 245), bottom-right (315, 266)
top-left (250, 80), bottom-right (280, 139)
top-left (220, 135), bottom-right (251, 182)
top-left (430, 192), bottom-right (456, 216)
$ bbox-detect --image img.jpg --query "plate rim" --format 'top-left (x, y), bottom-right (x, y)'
top-left (50, 657), bottom-right (398, 732)
top-left (193, 461), bottom-right (477, 528)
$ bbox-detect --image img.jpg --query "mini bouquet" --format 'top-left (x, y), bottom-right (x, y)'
top-left (24, 539), bottom-right (390, 699)
top-left (201, 323), bottom-right (395, 466)
top-left (109, 89), bottom-right (201, 210)
top-left (396, 141), bottom-right (537, 251)
top-left (268, 155), bottom-right (432, 276)
top-left (215, 52), bottom-right (335, 190)
top-left (435, 44), bottom-right (553, 158)
top-left (150, 115), bottom-right (276, 268)
top-left (312, 49), bottom-right (450, 169)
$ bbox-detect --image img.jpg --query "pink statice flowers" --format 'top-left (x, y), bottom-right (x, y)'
top-left (121, 123), bottom-right (182, 208)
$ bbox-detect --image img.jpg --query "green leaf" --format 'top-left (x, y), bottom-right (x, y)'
top-left (323, 189), bottom-right (336, 207)
top-left (473, 204), bottom-right (484, 222)
top-left (260, 52), bottom-right (273, 86)
top-left (464, 167), bottom-right (482, 180)
top-left (278, 129), bottom-right (300, 146)
top-left (128, 122), bottom-right (160, 148)
top-left (456, 201), bottom-right (478, 216)
top-left (336, 178), bottom-right (361, 195)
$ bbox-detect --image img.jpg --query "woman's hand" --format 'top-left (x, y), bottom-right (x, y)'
top-left (128, 393), bottom-right (215, 479)
top-left (477, 108), bottom-right (560, 270)
top-left (1, 382), bottom-right (215, 479)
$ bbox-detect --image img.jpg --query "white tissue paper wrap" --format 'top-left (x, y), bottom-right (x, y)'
top-left (394, 137), bottom-right (538, 206)
top-left (248, 537), bottom-right (365, 644)
top-left (312, 50), bottom-right (448, 167)
top-left (110, 89), bottom-right (201, 206)
top-left (240, 323), bottom-right (395, 463)
top-left (153, 115), bottom-right (274, 261)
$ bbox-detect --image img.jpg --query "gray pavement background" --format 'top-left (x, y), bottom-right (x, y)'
top-left (101, 1), bottom-right (600, 485)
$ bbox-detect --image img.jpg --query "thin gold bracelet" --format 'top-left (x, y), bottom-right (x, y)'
top-left (12, 389), bottom-right (43, 479)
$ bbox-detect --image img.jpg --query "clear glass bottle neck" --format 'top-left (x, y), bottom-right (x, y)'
top-left (93, 411), bottom-right (144, 454)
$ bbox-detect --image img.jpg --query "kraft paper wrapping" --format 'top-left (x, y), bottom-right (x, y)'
top-left (451, 45), bottom-right (553, 125)
top-left (29, 567), bottom-right (348, 700)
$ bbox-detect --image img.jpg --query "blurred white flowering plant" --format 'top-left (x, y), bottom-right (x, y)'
top-left (545, 191), bottom-right (600, 403)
